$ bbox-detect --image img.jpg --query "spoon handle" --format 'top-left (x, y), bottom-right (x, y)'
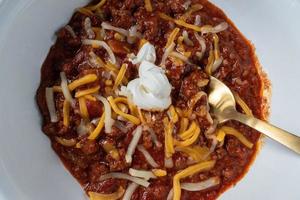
top-left (230, 112), bottom-right (300, 154)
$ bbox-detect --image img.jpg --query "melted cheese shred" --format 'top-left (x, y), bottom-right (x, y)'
top-left (84, 94), bottom-right (97, 101)
top-left (107, 96), bottom-right (140, 125)
top-left (63, 100), bottom-right (70, 127)
top-left (166, 28), bottom-right (180, 48)
top-left (167, 105), bottom-right (179, 123)
top-left (55, 137), bottom-right (77, 147)
top-left (77, 7), bottom-right (94, 16)
top-left (173, 160), bottom-right (216, 200)
top-left (144, 0), bottom-right (153, 12)
top-left (113, 97), bottom-right (139, 117)
top-left (68, 74), bottom-right (97, 91)
top-left (179, 117), bottom-right (189, 134)
top-left (220, 126), bottom-right (253, 148)
top-left (163, 117), bottom-right (175, 158)
top-left (175, 126), bottom-right (201, 147)
top-left (152, 169), bottom-right (167, 177)
top-left (233, 92), bottom-right (253, 116)
top-left (78, 97), bottom-right (89, 120)
top-left (205, 49), bottom-right (215, 75)
top-left (179, 121), bottom-right (197, 140)
top-left (88, 112), bottom-right (105, 140)
top-left (180, 4), bottom-right (203, 21)
top-left (113, 63), bottom-right (127, 90)
top-left (159, 13), bottom-right (202, 32)
top-left (175, 146), bottom-right (210, 162)
top-left (88, 187), bottom-right (124, 200)
top-left (75, 86), bottom-right (100, 98)
top-left (85, 0), bottom-right (107, 11)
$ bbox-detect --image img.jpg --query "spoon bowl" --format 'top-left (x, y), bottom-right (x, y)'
top-left (208, 76), bottom-right (300, 154)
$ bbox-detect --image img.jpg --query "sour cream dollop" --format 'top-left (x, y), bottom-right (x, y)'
top-left (123, 43), bottom-right (172, 111)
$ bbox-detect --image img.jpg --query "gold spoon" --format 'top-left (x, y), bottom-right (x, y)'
top-left (208, 76), bottom-right (300, 154)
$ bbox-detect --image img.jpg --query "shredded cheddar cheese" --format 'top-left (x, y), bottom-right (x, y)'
top-left (159, 12), bottom-right (203, 32)
top-left (88, 187), bottom-right (125, 200)
top-left (165, 28), bottom-right (180, 49)
top-left (53, 86), bottom-right (62, 93)
top-left (175, 126), bottom-right (200, 147)
top-left (233, 92), bottom-right (253, 116)
top-left (220, 126), bottom-right (253, 148)
top-left (113, 63), bottom-right (127, 90)
top-left (78, 97), bottom-right (89, 119)
top-left (88, 112), bottom-right (105, 140)
top-left (163, 117), bottom-right (175, 158)
top-left (75, 86), bottom-right (100, 98)
top-left (205, 49), bottom-right (215, 75)
top-left (92, 27), bottom-right (103, 40)
top-left (173, 160), bottom-right (216, 200)
top-left (85, 0), bottom-right (107, 11)
top-left (55, 137), bottom-right (77, 147)
top-left (77, 7), bottom-right (94, 16)
top-left (175, 146), bottom-right (210, 162)
top-left (63, 100), bottom-right (70, 127)
top-left (138, 109), bottom-right (146, 124)
top-left (113, 97), bottom-right (139, 117)
top-left (152, 169), bottom-right (167, 177)
top-left (114, 33), bottom-right (125, 41)
top-left (212, 33), bottom-right (220, 59)
top-left (84, 94), bottom-right (97, 101)
top-left (69, 74), bottom-right (98, 91)
top-left (179, 117), bottom-right (189, 133)
top-left (180, 4), bottom-right (203, 21)
top-left (144, 0), bottom-right (153, 12)
top-left (106, 62), bottom-right (119, 73)
top-left (168, 105), bottom-right (179, 123)
top-left (179, 121), bottom-right (197, 140)
top-left (108, 96), bottom-right (141, 125)
top-left (216, 129), bottom-right (226, 142)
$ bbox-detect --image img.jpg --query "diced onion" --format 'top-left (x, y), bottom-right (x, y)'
top-left (122, 182), bottom-right (139, 200)
top-left (100, 173), bottom-right (150, 187)
top-left (164, 157), bottom-right (174, 168)
top-left (65, 25), bottom-right (77, 38)
top-left (89, 187), bottom-right (124, 200)
top-left (60, 72), bottom-right (75, 106)
top-left (194, 32), bottom-right (206, 60)
top-left (95, 95), bottom-right (114, 133)
top-left (82, 39), bottom-right (116, 64)
top-left (181, 176), bottom-right (220, 191)
top-left (84, 17), bottom-right (95, 39)
top-left (137, 145), bottom-right (159, 168)
top-left (129, 168), bottom-right (156, 180)
top-left (45, 87), bottom-right (58, 122)
top-left (201, 22), bottom-right (228, 34)
top-left (182, 30), bottom-right (194, 46)
top-left (125, 126), bottom-right (143, 164)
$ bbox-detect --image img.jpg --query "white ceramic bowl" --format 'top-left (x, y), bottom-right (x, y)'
top-left (0, 0), bottom-right (300, 200)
